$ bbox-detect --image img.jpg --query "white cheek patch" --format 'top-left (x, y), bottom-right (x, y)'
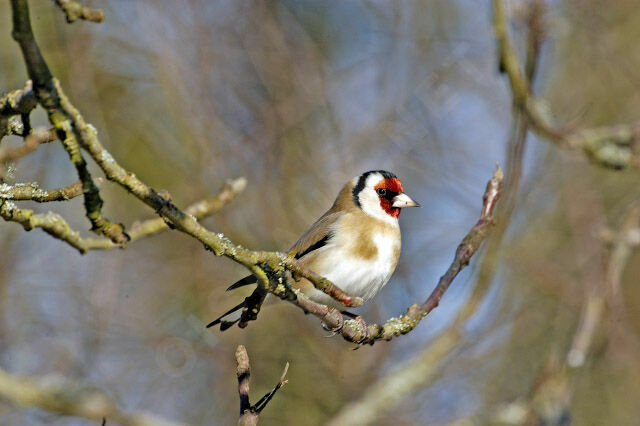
top-left (358, 175), bottom-right (397, 226)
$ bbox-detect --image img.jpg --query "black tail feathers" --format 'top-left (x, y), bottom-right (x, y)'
top-left (209, 275), bottom-right (261, 331)
top-left (206, 300), bottom-right (246, 330)
top-left (226, 274), bottom-right (257, 291)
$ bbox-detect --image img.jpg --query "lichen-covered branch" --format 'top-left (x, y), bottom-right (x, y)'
top-left (0, 180), bottom-right (83, 202)
top-left (52, 0), bottom-right (104, 23)
top-left (0, 200), bottom-right (90, 253)
top-left (0, 128), bottom-right (57, 176)
top-left (0, 80), bottom-right (36, 137)
top-left (0, 178), bottom-right (245, 254)
top-left (0, 365), bottom-right (188, 426)
top-left (11, 0), bottom-right (128, 245)
top-left (0, 81), bottom-right (36, 119)
top-left (235, 345), bottom-right (289, 426)
top-left (493, 0), bottom-right (640, 170)
top-left (81, 177), bottom-right (248, 250)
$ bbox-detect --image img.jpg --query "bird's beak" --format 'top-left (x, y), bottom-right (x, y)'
top-left (392, 192), bottom-right (420, 208)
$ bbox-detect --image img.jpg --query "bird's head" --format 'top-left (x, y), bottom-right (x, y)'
top-left (352, 170), bottom-right (419, 222)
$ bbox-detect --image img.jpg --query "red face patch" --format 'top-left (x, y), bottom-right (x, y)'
top-left (374, 178), bottom-right (404, 218)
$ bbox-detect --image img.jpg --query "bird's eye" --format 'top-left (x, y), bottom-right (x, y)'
top-left (376, 188), bottom-right (387, 197)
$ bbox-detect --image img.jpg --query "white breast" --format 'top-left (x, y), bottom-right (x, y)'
top-left (303, 231), bottom-right (400, 309)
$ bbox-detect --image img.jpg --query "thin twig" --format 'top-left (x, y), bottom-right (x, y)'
top-left (567, 204), bottom-right (640, 367)
top-left (81, 177), bottom-right (248, 250)
top-left (0, 128), bottom-right (57, 164)
top-left (0, 81), bottom-right (36, 118)
top-left (0, 178), bottom-right (245, 254)
top-left (0, 201), bottom-right (93, 253)
top-left (0, 180), bottom-right (84, 202)
top-left (0, 80), bottom-right (37, 137)
top-left (52, 0), bottom-right (104, 23)
top-left (253, 363), bottom-right (289, 414)
top-left (0, 365), bottom-right (188, 426)
top-left (235, 345), bottom-right (289, 426)
top-left (11, 0), bottom-right (128, 245)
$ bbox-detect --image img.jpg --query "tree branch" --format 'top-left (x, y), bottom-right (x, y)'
top-left (484, 203), bottom-right (640, 426)
top-left (235, 345), bottom-right (289, 426)
top-left (81, 177), bottom-right (248, 250)
top-left (0, 128), bottom-right (57, 177)
top-left (0, 80), bottom-right (36, 138)
top-left (0, 365), bottom-right (188, 426)
top-left (0, 180), bottom-right (83, 202)
top-left (52, 0), bottom-right (104, 23)
top-left (0, 178), bottom-right (245, 254)
top-left (492, 0), bottom-right (640, 170)
top-left (0, 81), bottom-right (36, 118)
top-left (11, 0), bottom-right (128, 245)
top-left (0, 200), bottom-right (92, 253)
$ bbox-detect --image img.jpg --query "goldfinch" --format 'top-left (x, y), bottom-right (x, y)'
top-left (208, 170), bottom-right (419, 330)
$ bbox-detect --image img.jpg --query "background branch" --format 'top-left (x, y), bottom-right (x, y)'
top-left (0, 180), bottom-right (84, 202)
top-left (0, 127), bottom-right (57, 177)
top-left (493, 0), bottom-right (640, 170)
top-left (52, 0), bottom-right (104, 23)
top-left (0, 80), bottom-right (36, 137)
top-left (0, 365), bottom-right (188, 426)
top-left (235, 345), bottom-right (289, 426)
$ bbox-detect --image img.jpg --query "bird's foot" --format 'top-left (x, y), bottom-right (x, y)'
top-left (343, 313), bottom-right (370, 345)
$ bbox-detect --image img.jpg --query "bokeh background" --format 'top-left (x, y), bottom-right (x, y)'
top-left (1, 0), bottom-right (640, 425)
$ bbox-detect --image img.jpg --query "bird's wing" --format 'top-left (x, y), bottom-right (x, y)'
top-left (225, 211), bottom-right (340, 291)
top-left (287, 211), bottom-right (340, 259)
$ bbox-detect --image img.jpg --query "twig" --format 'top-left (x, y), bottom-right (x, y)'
top-left (81, 177), bottom-right (248, 250)
top-left (567, 204), bottom-right (640, 367)
top-left (0, 127), bottom-right (57, 163)
top-left (492, 0), bottom-right (640, 170)
top-left (11, 0), bottom-right (128, 245)
top-left (0, 178), bottom-right (245, 254)
top-left (0, 81), bottom-right (36, 118)
top-left (0, 180), bottom-right (83, 202)
top-left (52, 0), bottom-right (104, 23)
top-left (235, 345), bottom-right (289, 426)
top-left (0, 365), bottom-right (188, 426)
top-left (0, 200), bottom-right (92, 253)
top-left (0, 80), bottom-right (37, 137)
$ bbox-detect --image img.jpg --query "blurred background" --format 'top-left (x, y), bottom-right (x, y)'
top-left (1, 0), bottom-right (640, 425)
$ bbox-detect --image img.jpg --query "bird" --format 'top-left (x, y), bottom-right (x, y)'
top-left (207, 170), bottom-right (419, 331)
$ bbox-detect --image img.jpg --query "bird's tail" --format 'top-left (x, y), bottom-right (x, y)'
top-left (206, 300), bottom-right (246, 330)
top-left (208, 275), bottom-right (267, 331)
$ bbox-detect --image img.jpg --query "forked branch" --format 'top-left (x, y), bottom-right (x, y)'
top-left (235, 345), bottom-right (289, 426)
